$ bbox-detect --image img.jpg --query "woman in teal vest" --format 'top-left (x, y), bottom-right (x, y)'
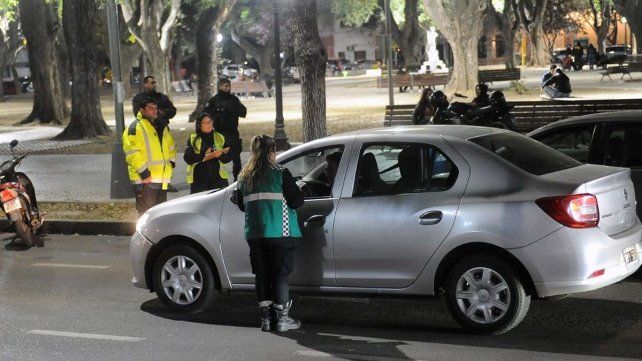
top-left (183, 113), bottom-right (231, 194)
top-left (236, 134), bottom-right (304, 332)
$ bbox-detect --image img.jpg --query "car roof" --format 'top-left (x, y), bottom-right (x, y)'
top-left (331, 125), bottom-right (506, 140)
top-left (528, 110), bottom-right (642, 135)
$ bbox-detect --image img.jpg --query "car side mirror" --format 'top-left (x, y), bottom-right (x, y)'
top-left (9, 140), bottom-right (18, 149)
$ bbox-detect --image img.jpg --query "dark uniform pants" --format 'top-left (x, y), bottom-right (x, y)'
top-left (134, 184), bottom-right (167, 215)
top-left (247, 237), bottom-right (297, 306)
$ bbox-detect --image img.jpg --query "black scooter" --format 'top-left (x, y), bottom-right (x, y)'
top-left (431, 92), bottom-right (517, 131)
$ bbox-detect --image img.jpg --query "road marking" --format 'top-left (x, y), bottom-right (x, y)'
top-left (31, 263), bottom-right (110, 270)
top-left (27, 330), bottom-right (144, 342)
top-left (294, 350), bottom-right (426, 361)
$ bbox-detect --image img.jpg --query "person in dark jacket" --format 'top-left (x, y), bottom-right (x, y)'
top-left (587, 44), bottom-right (597, 70)
top-left (183, 113), bottom-right (232, 194)
top-left (204, 78), bottom-right (247, 181)
top-left (412, 88), bottom-right (434, 125)
top-left (542, 68), bottom-right (572, 98)
top-left (470, 83), bottom-right (490, 108)
top-left (132, 76), bottom-right (177, 128)
top-left (236, 134), bottom-right (304, 332)
top-left (572, 42), bottom-right (584, 70)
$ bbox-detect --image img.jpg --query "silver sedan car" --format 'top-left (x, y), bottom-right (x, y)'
top-left (131, 126), bottom-right (641, 334)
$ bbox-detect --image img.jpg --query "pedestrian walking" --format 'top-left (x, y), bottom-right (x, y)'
top-left (572, 42), bottom-right (584, 70)
top-left (184, 113), bottom-right (232, 194)
top-left (123, 98), bottom-right (177, 215)
top-left (587, 44), bottom-right (597, 70)
top-left (204, 78), bottom-right (247, 181)
top-left (235, 134), bottom-right (304, 332)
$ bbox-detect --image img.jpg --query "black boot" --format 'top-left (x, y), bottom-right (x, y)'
top-left (274, 300), bottom-right (301, 332)
top-left (260, 306), bottom-right (272, 332)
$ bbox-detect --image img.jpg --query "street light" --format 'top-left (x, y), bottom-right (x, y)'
top-left (106, 0), bottom-right (132, 199)
top-left (216, 33), bottom-right (223, 43)
top-left (272, 0), bottom-right (289, 150)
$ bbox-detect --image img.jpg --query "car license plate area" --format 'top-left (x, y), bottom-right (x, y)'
top-left (623, 246), bottom-right (638, 266)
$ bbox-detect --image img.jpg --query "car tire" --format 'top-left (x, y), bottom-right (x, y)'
top-left (153, 245), bottom-right (217, 314)
top-left (444, 254), bottom-right (530, 335)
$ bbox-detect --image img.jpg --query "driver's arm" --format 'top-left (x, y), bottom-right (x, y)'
top-left (282, 168), bottom-right (304, 209)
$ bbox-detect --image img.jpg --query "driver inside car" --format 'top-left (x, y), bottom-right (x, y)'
top-left (322, 151), bottom-right (342, 188)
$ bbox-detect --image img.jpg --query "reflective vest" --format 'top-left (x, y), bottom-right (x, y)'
top-left (186, 132), bottom-right (229, 184)
top-left (122, 112), bottom-right (176, 190)
top-left (240, 164), bottom-right (302, 239)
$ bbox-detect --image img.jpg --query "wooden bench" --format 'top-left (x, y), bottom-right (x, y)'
top-left (478, 68), bottom-right (521, 84)
top-left (230, 80), bottom-right (271, 97)
top-left (384, 98), bottom-right (642, 132)
top-left (600, 63), bottom-right (642, 81)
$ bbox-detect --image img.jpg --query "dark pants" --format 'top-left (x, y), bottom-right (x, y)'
top-left (247, 237), bottom-right (297, 306)
top-left (230, 139), bottom-right (243, 181)
top-left (134, 184), bottom-right (167, 215)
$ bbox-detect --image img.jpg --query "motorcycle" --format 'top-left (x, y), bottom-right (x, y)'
top-left (0, 140), bottom-right (43, 247)
top-left (430, 91), bottom-right (517, 131)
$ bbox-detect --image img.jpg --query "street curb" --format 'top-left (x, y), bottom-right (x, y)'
top-left (1, 220), bottom-right (135, 237)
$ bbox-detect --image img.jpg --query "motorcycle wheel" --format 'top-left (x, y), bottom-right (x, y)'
top-left (14, 217), bottom-right (35, 247)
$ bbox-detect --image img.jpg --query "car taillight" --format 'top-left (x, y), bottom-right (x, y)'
top-left (536, 194), bottom-right (599, 228)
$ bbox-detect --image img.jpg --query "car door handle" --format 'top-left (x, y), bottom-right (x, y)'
top-left (305, 215), bottom-right (326, 228)
top-left (419, 211), bottom-right (442, 225)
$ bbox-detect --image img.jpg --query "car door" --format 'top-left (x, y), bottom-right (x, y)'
top-left (597, 122), bottom-right (642, 217)
top-left (332, 135), bottom-right (470, 288)
top-left (218, 143), bottom-right (351, 287)
top-left (531, 124), bottom-right (600, 163)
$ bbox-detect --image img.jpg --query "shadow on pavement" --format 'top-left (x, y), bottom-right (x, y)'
top-left (141, 289), bottom-right (642, 360)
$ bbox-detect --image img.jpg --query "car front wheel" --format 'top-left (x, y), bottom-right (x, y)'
top-left (153, 245), bottom-right (217, 314)
top-left (444, 255), bottom-right (530, 335)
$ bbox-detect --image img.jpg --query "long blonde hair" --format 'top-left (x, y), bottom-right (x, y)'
top-left (238, 134), bottom-right (276, 191)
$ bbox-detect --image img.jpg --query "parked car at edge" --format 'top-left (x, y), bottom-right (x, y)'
top-left (603, 45), bottom-right (632, 64)
top-left (131, 126), bottom-right (641, 334)
top-left (528, 110), bottom-right (642, 217)
top-left (221, 64), bottom-right (241, 79)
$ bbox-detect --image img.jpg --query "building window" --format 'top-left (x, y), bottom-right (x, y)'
top-left (354, 50), bottom-right (366, 61)
top-left (338, 51), bottom-right (345, 59)
top-left (495, 35), bottom-right (506, 57)
top-left (478, 35), bottom-right (487, 59)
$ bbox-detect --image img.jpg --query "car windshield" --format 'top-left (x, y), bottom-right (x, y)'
top-left (469, 132), bottom-right (581, 176)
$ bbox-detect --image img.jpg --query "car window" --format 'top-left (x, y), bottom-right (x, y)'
top-left (470, 132), bottom-right (581, 176)
top-left (280, 146), bottom-right (344, 198)
top-left (353, 143), bottom-right (458, 197)
top-left (604, 125), bottom-right (642, 168)
top-left (535, 125), bottom-right (595, 162)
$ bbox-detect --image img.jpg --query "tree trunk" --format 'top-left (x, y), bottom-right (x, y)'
top-left (121, 43), bottom-right (143, 97)
top-left (231, 26), bottom-right (275, 78)
top-left (290, 0), bottom-right (327, 142)
top-left (528, 22), bottom-right (547, 66)
top-left (613, 0), bottom-right (642, 54)
top-left (423, 0), bottom-right (487, 96)
top-left (190, 7), bottom-right (221, 122)
top-left (388, 0), bottom-right (422, 67)
top-left (18, 0), bottom-right (65, 125)
top-left (56, 0), bottom-right (110, 139)
top-left (55, 29), bottom-right (71, 117)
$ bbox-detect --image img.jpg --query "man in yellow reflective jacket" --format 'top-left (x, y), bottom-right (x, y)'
top-left (123, 98), bottom-right (177, 214)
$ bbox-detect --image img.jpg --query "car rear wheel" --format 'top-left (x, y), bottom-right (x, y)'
top-left (153, 245), bottom-right (217, 314)
top-left (444, 255), bottom-right (530, 335)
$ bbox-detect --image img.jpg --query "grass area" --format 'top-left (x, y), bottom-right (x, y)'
top-left (40, 202), bottom-right (138, 222)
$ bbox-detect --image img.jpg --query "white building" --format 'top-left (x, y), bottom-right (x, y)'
top-left (317, 0), bottom-right (379, 61)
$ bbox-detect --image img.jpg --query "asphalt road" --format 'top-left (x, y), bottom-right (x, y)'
top-left (1, 234), bottom-right (641, 361)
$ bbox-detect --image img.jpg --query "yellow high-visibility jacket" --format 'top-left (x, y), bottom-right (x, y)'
top-left (122, 112), bottom-right (176, 190)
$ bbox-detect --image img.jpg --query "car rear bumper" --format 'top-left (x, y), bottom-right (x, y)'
top-left (130, 231), bottom-right (153, 289)
top-left (510, 218), bottom-right (642, 297)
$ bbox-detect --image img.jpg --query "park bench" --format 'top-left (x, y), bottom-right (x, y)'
top-left (600, 63), bottom-right (642, 82)
top-left (230, 80), bottom-right (271, 97)
top-left (384, 98), bottom-right (642, 132)
top-left (477, 68), bottom-right (521, 84)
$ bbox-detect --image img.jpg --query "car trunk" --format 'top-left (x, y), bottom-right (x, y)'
top-left (542, 164), bottom-right (637, 236)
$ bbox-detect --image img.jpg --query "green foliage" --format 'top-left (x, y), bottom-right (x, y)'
top-left (333, 0), bottom-right (378, 26)
top-left (0, 0), bottom-right (18, 21)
